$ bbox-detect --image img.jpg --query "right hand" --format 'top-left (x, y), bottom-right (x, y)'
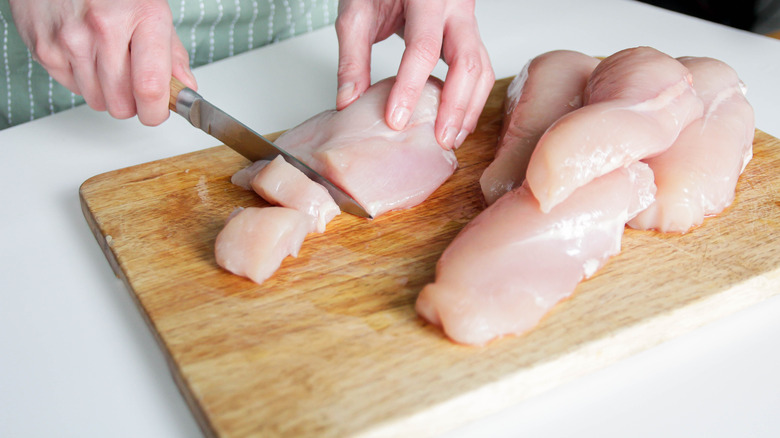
top-left (9, 0), bottom-right (197, 126)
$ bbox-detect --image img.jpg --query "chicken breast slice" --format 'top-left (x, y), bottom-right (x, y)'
top-left (250, 156), bottom-right (340, 233)
top-left (628, 56), bottom-right (755, 233)
top-left (270, 76), bottom-right (458, 218)
top-left (526, 46), bottom-right (703, 212)
top-left (480, 50), bottom-right (599, 205)
top-left (416, 162), bottom-right (656, 346)
top-left (214, 207), bottom-right (316, 285)
top-left (231, 159), bottom-right (270, 190)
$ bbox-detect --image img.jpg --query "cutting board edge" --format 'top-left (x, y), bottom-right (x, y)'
top-left (78, 184), bottom-right (220, 438)
top-left (358, 268), bottom-right (780, 438)
top-left (79, 183), bottom-right (123, 279)
top-left (76, 71), bottom-right (780, 437)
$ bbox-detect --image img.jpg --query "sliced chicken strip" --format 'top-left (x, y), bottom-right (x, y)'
top-left (480, 50), bottom-right (599, 205)
top-left (416, 162), bottom-right (656, 346)
top-left (251, 156), bottom-right (340, 233)
top-left (628, 56), bottom-right (755, 232)
top-left (526, 46), bottom-right (702, 212)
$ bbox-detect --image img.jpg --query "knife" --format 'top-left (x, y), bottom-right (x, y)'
top-left (168, 77), bottom-right (371, 219)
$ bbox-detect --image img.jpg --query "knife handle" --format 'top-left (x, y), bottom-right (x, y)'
top-left (169, 76), bottom-right (187, 112)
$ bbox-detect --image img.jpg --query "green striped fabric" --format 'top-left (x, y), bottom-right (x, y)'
top-left (0, 0), bottom-right (337, 130)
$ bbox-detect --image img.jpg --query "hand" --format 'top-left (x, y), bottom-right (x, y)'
top-left (335, 0), bottom-right (495, 150)
top-left (9, 0), bottom-right (197, 126)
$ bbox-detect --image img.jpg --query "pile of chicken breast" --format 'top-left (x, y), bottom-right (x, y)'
top-left (215, 47), bottom-right (754, 347)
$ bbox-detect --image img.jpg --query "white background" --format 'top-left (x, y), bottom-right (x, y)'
top-left (2, 0), bottom-right (779, 436)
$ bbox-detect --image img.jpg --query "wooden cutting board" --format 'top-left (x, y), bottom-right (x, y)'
top-left (80, 77), bottom-right (780, 438)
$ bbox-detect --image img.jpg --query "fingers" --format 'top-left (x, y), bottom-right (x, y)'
top-left (386, 1), bottom-right (445, 131)
top-left (464, 62), bottom-right (495, 135)
top-left (334, 0), bottom-right (494, 150)
top-left (470, 60), bottom-right (495, 125)
top-left (171, 33), bottom-right (197, 91)
top-left (383, 0), bottom-right (494, 150)
top-left (334, 3), bottom-right (375, 110)
top-left (95, 30), bottom-right (136, 119)
top-left (11, 0), bottom-right (183, 126)
top-left (436, 12), bottom-right (494, 149)
top-left (60, 25), bottom-right (107, 112)
top-left (130, 15), bottom-right (174, 126)
top-left (29, 38), bottom-right (80, 94)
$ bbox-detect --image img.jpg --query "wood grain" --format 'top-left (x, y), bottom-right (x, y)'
top-left (169, 76), bottom-right (188, 111)
top-left (80, 77), bottom-right (780, 438)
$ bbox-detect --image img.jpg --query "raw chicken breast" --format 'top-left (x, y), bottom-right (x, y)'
top-left (251, 156), bottom-right (340, 233)
top-left (231, 160), bottom-right (270, 190)
top-left (628, 57), bottom-right (755, 232)
top-left (215, 207), bottom-right (316, 284)
top-left (269, 77), bottom-right (458, 217)
top-left (526, 46), bottom-right (703, 212)
top-left (219, 76), bottom-right (454, 284)
top-left (480, 50), bottom-right (599, 205)
top-left (416, 162), bottom-right (656, 346)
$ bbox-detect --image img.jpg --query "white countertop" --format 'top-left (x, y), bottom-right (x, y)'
top-left (2, 0), bottom-right (779, 436)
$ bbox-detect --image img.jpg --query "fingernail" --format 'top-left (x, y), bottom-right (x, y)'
top-left (442, 126), bottom-right (458, 149)
top-left (390, 106), bottom-right (411, 130)
top-left (337, 82), bottom-right (355, 106)
top-left (454, 129), bottom-right (469, 149)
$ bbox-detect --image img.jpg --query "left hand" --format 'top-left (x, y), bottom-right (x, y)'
top-left (335, 0), bottom-right (495, 150)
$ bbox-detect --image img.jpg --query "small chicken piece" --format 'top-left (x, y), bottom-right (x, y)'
top-left (416, 162), bottom-right (656, 346)
top-left (628, 56), bottom-right (755, 232)
top-left (215, 207), bottom-right (315, 285)
top-left (480, 50), bottom-right (599, 205)
top-left (526, 46), bottom-right (703, 212)
top-left (250, 156), bottom-right (340, 233)
top-left (231, 160), bottom-right (270, 190)
top-left (271, 77), bottom-right (458, 217)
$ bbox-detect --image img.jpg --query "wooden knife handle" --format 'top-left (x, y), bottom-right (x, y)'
top-left (169, 76), bottom-right (187, 111)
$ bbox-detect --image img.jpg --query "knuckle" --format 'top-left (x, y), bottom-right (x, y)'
top-left (58, 30), bottom-right (86, 57)
top-left (173, 43), bottom-right (191, 65)
top-left (485, 64), bottom-right (496, 82)
top-left (409, 34), bottom-right (442, 64)
top-left (451, 101), bottom-right (469, 118)
top-left (337, 56), bottom-right (361, 77)
top-left (83, 10), bottom-right (115, 38)
top-left (485, 71), bottom-right (496, 87)
top-left (134, 4), bottom-right (173, 29)
top-left (442, 98), bottom-right (468, 124)
top-left (31, 40), bottom-right (60, 68)
top-left (396, 82), bottom-right (422, 105)
top-left (133, 75), bottom-right (168, 103)
top-left (455, 52), bottom-right (483, 77)
top-left (334, 6), bottom-right (366, 36)
top-left (483, 67), bottom-right (496, 88)
top-left (334, 15), bottom-right (350, 36)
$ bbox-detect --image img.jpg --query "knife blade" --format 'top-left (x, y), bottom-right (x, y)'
top-left (168, 77), bottom-right (371, 219)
